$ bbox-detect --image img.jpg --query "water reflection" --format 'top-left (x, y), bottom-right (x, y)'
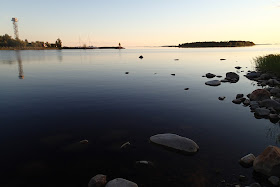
top-left (16, 51), bottom-right (24, 79)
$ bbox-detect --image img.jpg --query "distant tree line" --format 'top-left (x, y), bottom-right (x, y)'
top-left (178, 41), bottom-right (255, 48)
top-left (0, 34), bottom-right (62, 48)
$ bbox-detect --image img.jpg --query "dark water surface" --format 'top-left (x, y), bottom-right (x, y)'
top-left (0, 46), bottom-right (280, 187)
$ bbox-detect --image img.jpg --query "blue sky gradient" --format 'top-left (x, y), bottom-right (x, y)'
top-left (0, 0), bottom-right (279, 46)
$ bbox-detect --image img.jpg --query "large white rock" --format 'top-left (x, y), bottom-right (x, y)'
top-left (105, 178), bottom-right (138, 187)
top-left (205, 80), bottom-right (221, 86)
top-left (150, 133), bottom-right (199, 154)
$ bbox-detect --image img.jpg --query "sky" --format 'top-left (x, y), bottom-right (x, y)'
top-left (0, 0), bottom-right (280, 47)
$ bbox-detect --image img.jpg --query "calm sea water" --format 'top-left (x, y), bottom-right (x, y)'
top-left (0, 46), bottom-right (280, 187)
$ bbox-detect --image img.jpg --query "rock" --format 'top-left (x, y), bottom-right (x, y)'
top-left (243, 99), bottom-right (250, 106)
top-left (232, 99), bottom-right (243, 104)
top-left (268, 79), bottom-right (280, 86)
top-left (249, 183), bottom-right (261, 187)
top-left (205, 80), bottom-right (221, 86)
top-left (218, 96), bottom-right (226, 101)
top-left (220, 79), bottom-right (230, 83)
top-left (270, 88), bottom-right (280, 95)
top-left (245, 71), bottom-right (261, 79)
top-left (259, 99), bottom-right (280, 110)
top-left (216, 75), bottom-right (222, 78)
top-left (239, 153), bottom-right (255, 167)
top-left (220, 58), bottom-right (226, 60)
top-left (253, 145), bottom-right (280, 176)
top-left (125, 72), bottom-right (129, 74)
top-left (184, 88), bottom-right (189, 90)
top-left (226, 72), bottom-right (239, 83)
top-left (80, 140), bottom-right (89, 144)
top-left (88, 174), bottom-right (107, 187)
top-left (239, 175), bottom-right (247, 182)
top-left (236, 94), bottom-right (244, 99)
top-left (136, 160), bottom-right (154, 167)
top-left (255, 108), bottom-right (270, 116)
top-left (171, 74), bottom-right (175, 76)
top-left (174, 59), bottom-right (179, 61)
top-left (250, 89), bottom-right (271, 101)
top-left (139, 55), bottom-right (143, 59)
top-left (120, 142), bottom-right (131, 149)
top-left (269, 114), bottom-right (280, 120)
top-left (259, 73), bottom-right (271, 80)
top-left (206, 73), bottom-right (216, 78)
top-left (268, 176), bottom-right (279, 186)
top-left (235, 66), bottom-right (242, 69)
top-left (105, 178), bottom-right (138, 187)
top-left (150, 133), bottom-right (199, 154)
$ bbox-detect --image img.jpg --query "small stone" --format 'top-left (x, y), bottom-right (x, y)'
top-left (184, 88), bottom-right (189, 90)
top-left (206, 73), bottom-right (216, 78)
top-left (239, 175), bottom-right (247, 182)
top-left (136, 160), bottom-right (154, 167)
top-left (120, 142), bottom-right (130, 149)
top-left (125, 72), bottom-right (129, 74)
top-left (226, 72), bottom-right (239, 83)
top-left (235, 66), bottom-right (242, 69)
top-left (139, 55), bottom-right (143, 59)
top-left (88, 174), bottom-right (107, 187)
top-left (171, 74), bottom-right (175, 76)
top-left (236, 94), bottom-right (244, 99)
top-left (239, 153), bottom-right (255, 167)
top-left (80, 140), bottom-right (89, 144)
top-left (268, 176), bottom-right (279, 186)
top-left (219, 96), bottom-right (226, 101)
top-left (105, 178), bottom-right (138, 187)
top-left (220, 58), bottom-right (226, 60)
top-left (174, 59), bottom-right (179, 61)
top-left (216, 75), bottom-right (222, 78)
top-left (249, 183), bottom-right (261, 187)
top-left (232, 99), bottom-right (242, 104)
top-left (243, 99), bottom-right (250, 106)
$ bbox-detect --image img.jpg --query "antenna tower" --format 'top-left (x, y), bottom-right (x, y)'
top-left (11, 18), bottom-right (19, 40)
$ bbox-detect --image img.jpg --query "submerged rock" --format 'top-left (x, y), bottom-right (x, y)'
top-left (243, 99), bottom-right (250, 106)
top-left (88, 174), bottom-right (107, 187)
top-left (205, 80), bottom-right (221, 86)
top-left (150, 133), bottom-right (199, 154)
top-left (235, 66), bottom-right (242, 69)
top-left (250, 89), bottom-right (271, 101)
top-left (253, 145), bottom-right (280, 176)
top-left (236, 94), bottom-right (244, 99)
top-left (268, 176), bottom-right (280, 186)
top-left (239, 153), bottom-right (255, 167)
top-left (105, 178), bottom-right (138, 187)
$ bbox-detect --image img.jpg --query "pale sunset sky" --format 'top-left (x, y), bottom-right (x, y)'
top-left (0, 0), bottom-right (279, 47)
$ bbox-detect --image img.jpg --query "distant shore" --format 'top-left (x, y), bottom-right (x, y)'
top-left (163, 41), bottom-right (255, 48)
top-left (0, 46), bottom-right (125, 50)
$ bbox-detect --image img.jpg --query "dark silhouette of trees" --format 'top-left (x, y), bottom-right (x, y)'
top-left (178, 41), bottom-right (255, 48)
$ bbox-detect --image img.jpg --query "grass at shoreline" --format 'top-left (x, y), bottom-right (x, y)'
top-left (254, 54), bottom-right (280, 75)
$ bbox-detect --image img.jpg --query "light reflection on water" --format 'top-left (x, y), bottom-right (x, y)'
top-left (0, 46), bottom-right (280, 186)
